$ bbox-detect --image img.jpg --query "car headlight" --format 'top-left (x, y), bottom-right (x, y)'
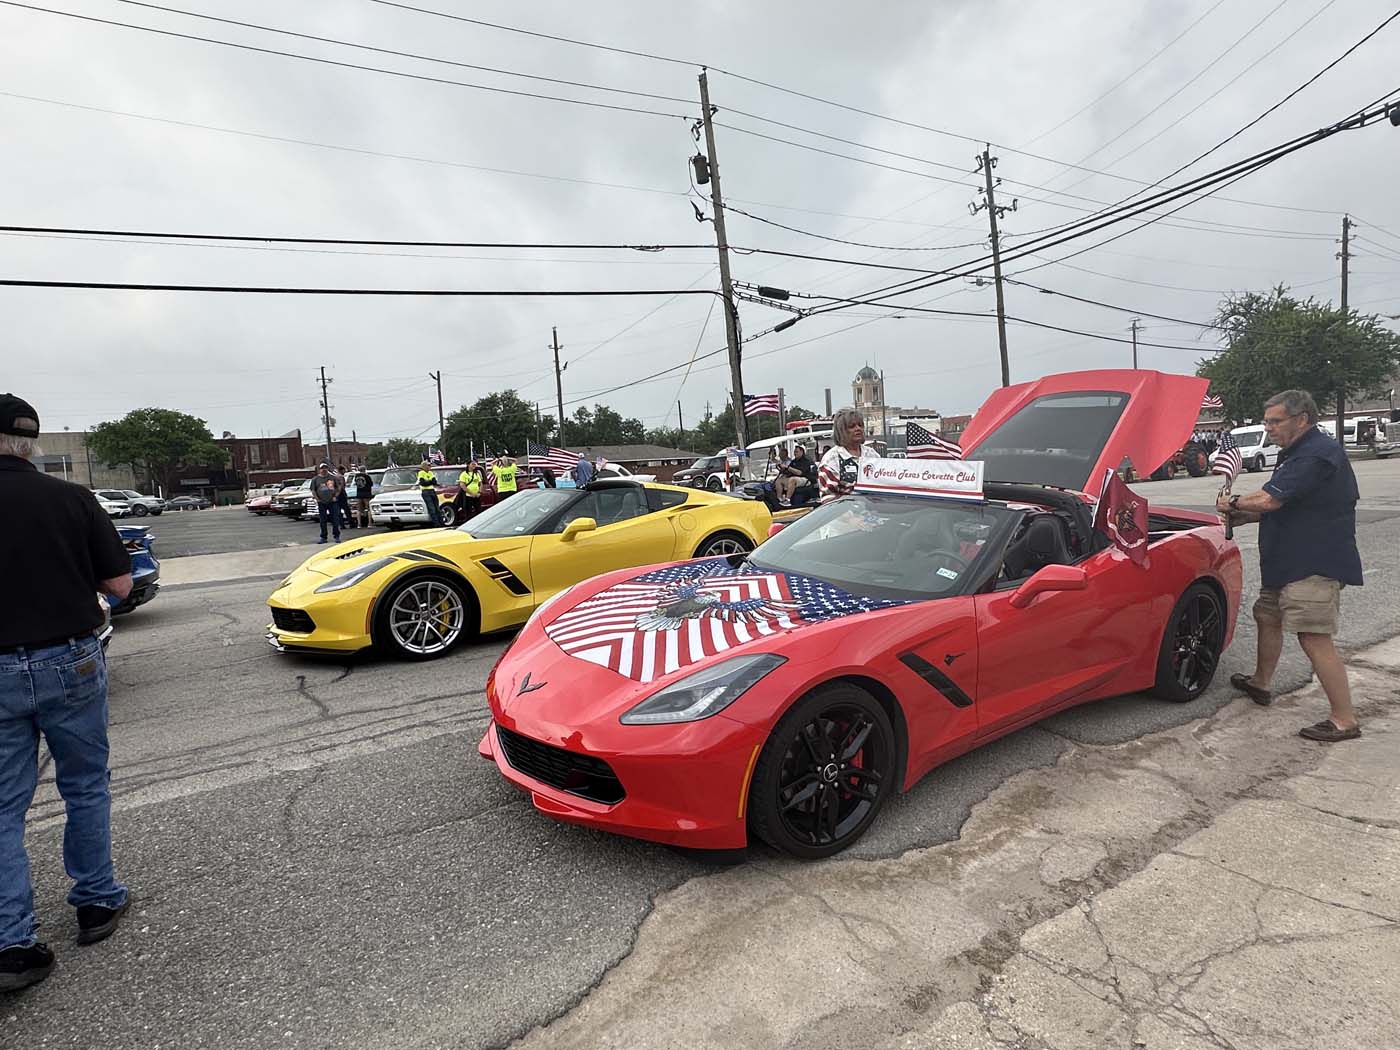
top-left (620, 653), bottom-right (786, 725)
top-left (313, 557), bottom-right (396, 593)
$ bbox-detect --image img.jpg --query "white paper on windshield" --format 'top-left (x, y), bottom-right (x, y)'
top-left (853, 458), bottom-right (985, 501)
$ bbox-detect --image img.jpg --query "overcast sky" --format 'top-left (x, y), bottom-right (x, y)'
top-left (5, 0), bottom-right (1399, 445)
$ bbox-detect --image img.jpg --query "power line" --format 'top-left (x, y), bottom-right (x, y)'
top-left (807, 90), bottom-right (1400, 315)
top-left (723, 203), bottom-right (986, 252)
top-left (1002, 278), bottom-right (1225, 330)
top-left (0, 279), bottom-right (724, 296)
top-left (0, 1), bottom-right (693, 121)
top-left (107, 0), bottom-right (692, 105)
top-left (0, 224), bottom-right (718, 251)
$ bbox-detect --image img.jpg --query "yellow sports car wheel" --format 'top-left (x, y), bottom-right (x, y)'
top-left (693, 531), bottom-right (753, 558)
top-left (375, 573), bottom-right (473, 660)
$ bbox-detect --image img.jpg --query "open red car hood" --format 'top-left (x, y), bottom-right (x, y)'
top-left (959, 369), bottom-right (1208, 493)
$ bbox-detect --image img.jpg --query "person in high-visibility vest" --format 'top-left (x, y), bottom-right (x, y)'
top-left (416, 461), bottom-right (443, 526)
top-left (459, 460), bottom-right (483, 520)
top-left (491, 455), bottom-right (519, 501)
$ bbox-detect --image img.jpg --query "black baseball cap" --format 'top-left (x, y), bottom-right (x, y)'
top-left (0, 393), bottom-right (40, 438)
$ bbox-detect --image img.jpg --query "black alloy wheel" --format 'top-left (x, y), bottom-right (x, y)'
top-left (749, 684), bottom-right (896, 859)
top-left (1152, 582), bottom-right (1225, 702)
top-left (132, 504), bottom-right (148, 517)
top-left (439, 502), bottom-right (458, 528)
top-left (706, 477), bottom-right (725, 492)
top-left (1253, 454), bottom-right (1267, 473)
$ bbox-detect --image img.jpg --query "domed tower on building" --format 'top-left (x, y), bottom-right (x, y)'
top-left (852, 365), bottom-right (883, 411)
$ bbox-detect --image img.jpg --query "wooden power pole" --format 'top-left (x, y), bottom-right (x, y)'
top-left (552, 326), bottom-right (567, 447)
top-left (1336, 215), bottom-right (1351, 443)
top-left (972, 148), bottom-right (1016, 388)
top-left (697, 70), bottom-right (747, 448)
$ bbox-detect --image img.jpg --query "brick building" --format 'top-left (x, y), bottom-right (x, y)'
top-left (217, 430), bottom-right (305, 475)
top-left (303, 440), bottom-right (374, 469)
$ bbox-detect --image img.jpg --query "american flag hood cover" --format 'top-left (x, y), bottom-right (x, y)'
top-left (544, 558), bottom-right (912, 683)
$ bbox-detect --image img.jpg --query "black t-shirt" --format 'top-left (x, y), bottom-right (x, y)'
top-left (0, 456), bottom-right (131, 646)
top-left (789, 452), bottom-right (816, 483)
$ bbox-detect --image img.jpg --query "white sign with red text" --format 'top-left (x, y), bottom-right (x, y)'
top-left (853, 457), bottom-right (985, 501)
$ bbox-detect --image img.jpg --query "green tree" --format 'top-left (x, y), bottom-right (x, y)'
top-left (87, 407), bottom-right (228, 494)
top-left (565, 404), bottom-right (646, 447)
top-left (372, 438), bottom-right (426, 467)
top-left (441, 390), bottom-right (547, 461)
top-left (1200, 287), bottom-right (1400, 429)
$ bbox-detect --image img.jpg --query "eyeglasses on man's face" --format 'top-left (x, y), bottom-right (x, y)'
top-left (1262, 412), bottom-right (1299, 428)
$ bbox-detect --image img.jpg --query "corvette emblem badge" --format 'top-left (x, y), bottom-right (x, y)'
top-left (517, 672), bottom-right (546, 696)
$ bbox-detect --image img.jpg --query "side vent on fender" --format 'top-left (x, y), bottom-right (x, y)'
top-left (898, 652), bottom-right (975, 708)
top-left (479, 557), bottom-right (531, 596)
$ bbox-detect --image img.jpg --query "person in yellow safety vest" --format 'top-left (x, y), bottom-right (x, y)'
top-left (416, 461), bottom-right (443, 526)
top-left (491, 455), bottom-right (519, 501)
top-left (458, 460), bottom-right (483, 521)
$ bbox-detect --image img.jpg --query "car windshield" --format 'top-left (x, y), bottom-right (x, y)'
top-left (750, 493), bottom-right (1016, 600)
top-left (380, 467), bottom-right (419, 489)
top-left (460, 489), bottom-right (579, 537)
top-left (687, 456), bottom-right (722, 472)
top-left (121, 490), bottom-right (144, 499)
top-left (970, 391), bottom-right (1130, 490)
top-left (1233, 431), bottom-right (1263, 448)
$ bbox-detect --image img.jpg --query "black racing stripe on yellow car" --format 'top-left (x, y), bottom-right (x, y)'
top-left (897, 652), bottom-right (975, 709)
top-left (479, 556), bottom-right (531, 597)
top-left (406, 549), bottom-right (454, 565)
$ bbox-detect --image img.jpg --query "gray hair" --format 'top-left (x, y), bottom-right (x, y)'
top-left (831, 407), bottom-right (866, 450)
top-left (1264, 389), bottom-right (1319, 424)
top-left (0, 433), bottom-right (39, 458)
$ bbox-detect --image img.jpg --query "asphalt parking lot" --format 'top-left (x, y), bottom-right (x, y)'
top-left (139, 503), bottom-right (399, 558)
top-left (8, 461), bottom-right (1400, 1048)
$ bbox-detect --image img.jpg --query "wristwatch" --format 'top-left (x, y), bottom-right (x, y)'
top-left (1228, 494), bottom-right (1241, 510)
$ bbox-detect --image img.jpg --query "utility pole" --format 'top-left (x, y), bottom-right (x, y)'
top-left (318, 366), bottom-right (334, 463)
top-left (428, 371), bottom-right (445, 450)
top-left (879, 370), bottom-right (888, 446)
top-left (1336, 215), bottom-right (1350, 444)
top-left (551, 327), bottom-right (567, 447)
top-left (697, 70), bottom-right (747, 448)
top-left (972, 148), bottom-right (1017, 388)
top-left (777, 387), bottom-right (786, 441)
top-left (1129, 319), bottom-right (1141, 369)
top-left (677, 401), bottom-right (685, 449)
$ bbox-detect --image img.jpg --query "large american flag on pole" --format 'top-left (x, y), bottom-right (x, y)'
top-left (906, 421), bottom-right (962, 460)
top-left (743, 393), bottom-right (781, 416)
top-left (544, 560), bottom-right (909, 683)
top-left (527, 441), bottom-right (576, 473)
top-left (1211, 429), bottom-right (1242, 491)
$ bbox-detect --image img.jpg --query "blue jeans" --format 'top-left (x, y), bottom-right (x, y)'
top-left (0, 635), bottom-right (127, 950)
top-left (422, 490), bottom-right (442, 526)
top-left (317, 500), bottom-right (341, 541)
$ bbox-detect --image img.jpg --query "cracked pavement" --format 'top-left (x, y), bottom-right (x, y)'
top-left (3, 464), bottom-right (1398, 1049)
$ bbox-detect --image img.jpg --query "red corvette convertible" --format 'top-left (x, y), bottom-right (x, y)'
top-left (478, 370), bottom-right (1242, 858)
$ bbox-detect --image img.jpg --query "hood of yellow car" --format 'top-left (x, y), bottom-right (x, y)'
top-left (291, 528), bottom-right (506, 578)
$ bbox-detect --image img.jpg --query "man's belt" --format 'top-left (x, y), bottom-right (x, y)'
top-left (0, 630), bottom-right (98, 654)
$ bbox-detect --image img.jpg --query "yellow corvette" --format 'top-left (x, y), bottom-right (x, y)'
top-left (266, 479), bottom-right (772, 659)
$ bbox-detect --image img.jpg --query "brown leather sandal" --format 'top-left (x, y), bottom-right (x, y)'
top-left (1298, 720), bottom-right (1361, 742)
top-left (1230, 672), bottom-right (1273, 706)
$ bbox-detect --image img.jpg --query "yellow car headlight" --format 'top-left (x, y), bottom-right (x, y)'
top-left (313, 557), bottom-right (396, 594)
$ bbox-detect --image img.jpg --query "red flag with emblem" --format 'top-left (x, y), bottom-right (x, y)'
top-left (1091, 467), bottom-right (1150, 567)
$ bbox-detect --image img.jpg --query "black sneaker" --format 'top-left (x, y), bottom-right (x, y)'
top-left (76, 899), bottom-right (130, 945)
top-left (0, 942), bottom-right (55, 992)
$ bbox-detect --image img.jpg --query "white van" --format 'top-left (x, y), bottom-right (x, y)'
top-left (1229, 425), bottom-right (1280, 473)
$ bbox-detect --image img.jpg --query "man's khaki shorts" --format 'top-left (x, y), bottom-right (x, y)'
top-left (1253, 576), bottom-right (1343, 635)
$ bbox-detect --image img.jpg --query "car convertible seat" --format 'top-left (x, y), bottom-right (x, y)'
top-left (1002, 514), bottom-right (1073, 580)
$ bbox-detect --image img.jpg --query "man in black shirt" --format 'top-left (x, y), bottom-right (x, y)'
top-left (775, 444), bottom-right (816, 506)
top-left (0, 394), bottom-right (133, 991)
top-left (1218, 389), bottom-right (1363, 743)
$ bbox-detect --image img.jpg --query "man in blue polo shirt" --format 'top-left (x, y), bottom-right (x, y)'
top-left (1218, 389), bottom-right (1363, 742)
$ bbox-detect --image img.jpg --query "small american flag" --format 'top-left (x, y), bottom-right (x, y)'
top-left (427, 447), bottom-right (446, 465)
top-left (1202, 394), bottom-right (1224, 410)
top-left (527, 442), bottom-right (576, 473)
top-left (906, 421), bottom-right (961, 460)
top-left (544, 560), bottom-right (908, 683)
top-left (743, 393), bottom-right (781, 416)
top-left (1211, 429), bottom-right (1242, 490)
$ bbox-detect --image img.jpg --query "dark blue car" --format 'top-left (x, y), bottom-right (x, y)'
top-left (113, 523), bottom-right (160, 614)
